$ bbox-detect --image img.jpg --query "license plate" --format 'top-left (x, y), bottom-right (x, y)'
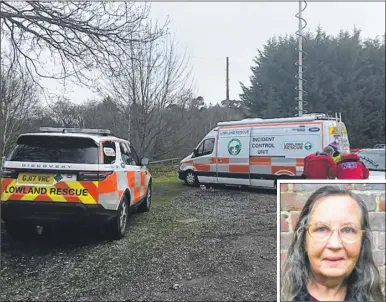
top-left (17, 173), bottom-right (54, 185)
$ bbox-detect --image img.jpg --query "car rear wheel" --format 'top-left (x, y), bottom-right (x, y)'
top-left (106, 196), bottom-right (128, 240)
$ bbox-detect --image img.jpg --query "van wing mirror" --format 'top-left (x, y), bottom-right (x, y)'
top-left (193, 149), bottom-right (198, 157)
top-left (141, 157), bottom-right (149, 166)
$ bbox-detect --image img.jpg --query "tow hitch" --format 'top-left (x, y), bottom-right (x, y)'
top-left (36, 225), bottom-right (44, 235)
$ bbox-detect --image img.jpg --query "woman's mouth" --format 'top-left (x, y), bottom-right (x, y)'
top-left (323, 257), bottom-right (344, 263)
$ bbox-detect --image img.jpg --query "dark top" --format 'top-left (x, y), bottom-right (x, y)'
top-left (293, 289), bottom-right (349, 302)
top-left (293, 291), bottom-right (318, 301)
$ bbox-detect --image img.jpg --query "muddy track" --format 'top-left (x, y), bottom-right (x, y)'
top-left (0, 186), bottom-right (277, 301)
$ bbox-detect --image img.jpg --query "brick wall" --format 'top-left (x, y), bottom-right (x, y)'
top-left (280, 183), bottom-right (385, 290)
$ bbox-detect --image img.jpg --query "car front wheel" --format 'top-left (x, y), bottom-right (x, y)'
top-left (138, 184), bottom-right (151, 213)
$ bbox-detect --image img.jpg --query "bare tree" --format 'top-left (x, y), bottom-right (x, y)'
top-left (44, 96), bottom-right (85, 128)
top-left (0, 54), bottom-right (40, 158)
top-left (99, 34), bottom-right (195, 159)
top-left (149, 89), bottom-right (198, 159)
top-left (0, 1), bottom-right (167, 86)
top-left (81, 97), bottom-right (126, 135)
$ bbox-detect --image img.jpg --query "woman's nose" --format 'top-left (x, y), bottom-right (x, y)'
top-left (326, 230), bottom-right (343, 248)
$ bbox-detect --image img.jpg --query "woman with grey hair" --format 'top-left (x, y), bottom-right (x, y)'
top-left (281, 185), bottom-right (384, 301)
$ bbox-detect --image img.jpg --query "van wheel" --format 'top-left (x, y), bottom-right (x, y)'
top-left (138, 184), bottom-right (151, 213)
top-left (106, 196), bottom-right (129, 240)
top-left (185, 171), bottom-right (198, 186)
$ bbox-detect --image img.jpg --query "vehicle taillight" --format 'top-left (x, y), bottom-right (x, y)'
top-left (78, 171), bottom-right (113, 181)
top-left (1, 168), bottom-right (17, 178)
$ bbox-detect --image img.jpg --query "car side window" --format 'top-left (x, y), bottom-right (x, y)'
top-left (126, 143), bottom-right (140, 165)
top-left (196, 138), bottom-right (215, 157)
top-left (203, 138), bottom-right (215, 155)
top-left (102, 141), bottom-right (117, 164)
top-left (119, 142), bottom-right (138, 166)
top-left (358, 151), bottom-right (384, 170)
top-left (197, 142), bottom-right (204, 155)
top-left (119, 142), bottom-right (136, 166)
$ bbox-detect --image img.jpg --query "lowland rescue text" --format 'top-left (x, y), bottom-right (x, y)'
top-left (4, 186), bottom-right (89, 196)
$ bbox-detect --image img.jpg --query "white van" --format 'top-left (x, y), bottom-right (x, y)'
top-left (178, 113), bottom-right (350, 188)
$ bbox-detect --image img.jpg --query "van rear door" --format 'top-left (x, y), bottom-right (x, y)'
top-left (326, 121), bottom-right (350, 154)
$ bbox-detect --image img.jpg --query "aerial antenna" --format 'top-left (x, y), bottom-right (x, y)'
top-left (226, 57), bottom-right (230, 102)
top-left (125, 4), bottom-right (131, 141)
top-left (295, 0), bottom-right (308, 117)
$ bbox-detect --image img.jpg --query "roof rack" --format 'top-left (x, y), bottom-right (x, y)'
top-left (303, 113), bottom-right (338, 120)
top-left (218, 112), bottom-right (342, 126)
top-left (39, 127), bottom-right (112, 136)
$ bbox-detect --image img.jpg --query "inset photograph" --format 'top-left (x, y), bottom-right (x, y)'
top-left (278, 181), bottom-right (385, 302)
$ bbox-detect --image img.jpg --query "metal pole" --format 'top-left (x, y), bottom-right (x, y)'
top-left (126, 7), bottom-right (131, 142)
top-left (226, 57), bottom-right (229, 102)
top-left (298, 0), bottom-right (303, 117)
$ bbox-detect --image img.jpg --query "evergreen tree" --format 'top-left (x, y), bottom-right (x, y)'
top-left (240, 28), bottom-right (385, 147)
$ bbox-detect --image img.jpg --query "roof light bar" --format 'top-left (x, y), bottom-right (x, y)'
top-left (39, 127), bottom-right (111, 135)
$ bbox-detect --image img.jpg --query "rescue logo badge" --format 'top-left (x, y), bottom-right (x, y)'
top-left (228, 138), bottom-right (242, 156)
top-left (304, 142), bottom-right (312, 151)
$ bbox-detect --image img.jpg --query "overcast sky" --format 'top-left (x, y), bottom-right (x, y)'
top-left (42, 1), bottom-right (385, 106)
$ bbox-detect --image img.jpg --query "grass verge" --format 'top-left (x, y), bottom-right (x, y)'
top-left (149, 164), bottom-right (187, 205)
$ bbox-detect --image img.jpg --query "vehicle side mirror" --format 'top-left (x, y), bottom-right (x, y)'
top-left (141, 157), bottom-right (149, 166)
top-left (193, 149), bottom-right (198, 157)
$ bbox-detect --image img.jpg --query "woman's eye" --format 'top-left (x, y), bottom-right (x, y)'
top-left (342, 227), bottom-right (354, 233)
top-left (315, 227), bottom-right (328, 233)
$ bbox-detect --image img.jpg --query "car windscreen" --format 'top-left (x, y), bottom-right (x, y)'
top-left (8, 135), bottom-right (99, 164)
top-left (357, 150), bottom-right (385, 171)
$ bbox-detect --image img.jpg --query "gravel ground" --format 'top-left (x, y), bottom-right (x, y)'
top-left (0, 186), bottom-right (277, 301)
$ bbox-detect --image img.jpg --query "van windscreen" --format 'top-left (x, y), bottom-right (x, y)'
top-left (8, 135), bottom-right (99, 164)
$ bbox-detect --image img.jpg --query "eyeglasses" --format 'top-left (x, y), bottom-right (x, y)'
top-left (305, 223), bottom-right (364, 244)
